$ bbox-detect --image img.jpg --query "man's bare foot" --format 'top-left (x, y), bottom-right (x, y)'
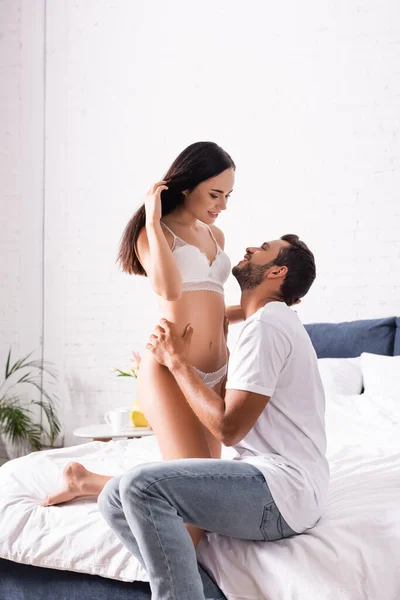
top-left (40, 462), bottom-right (93, 507)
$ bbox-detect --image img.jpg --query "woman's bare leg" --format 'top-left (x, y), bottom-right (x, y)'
top-left (137, 357), bottom-right (213, 459)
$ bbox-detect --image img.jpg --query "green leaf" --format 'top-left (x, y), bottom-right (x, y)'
top-left (26, 424), bottom-right (42, 451)
top-left (10, 356), bottom-right (57, 380)
top-left (115, 369), bottom-right (135, 377)
top-left (31, 399), bottom-right (61, 445)
top-left (0, 399), bottom-right (35, 445)
top-left (5, 348), bottom-right (11, 380)
top-left (26, 378), bottom-right (59, 407)
top-left (6, 351), bottom-right (35, 379)
top-left (15, 372), bottom-right (33, 385)
top-left (21, 359), bottom-right (58, 379)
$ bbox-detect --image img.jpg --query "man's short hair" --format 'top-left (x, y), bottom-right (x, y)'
top-left (274, 234), bottom-right (316, 305)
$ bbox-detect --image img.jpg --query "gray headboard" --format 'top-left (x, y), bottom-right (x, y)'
top-left (304, 317), bottom-right (400, 359)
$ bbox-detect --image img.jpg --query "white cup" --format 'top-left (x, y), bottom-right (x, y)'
top-left (104, 408), bottom-right (131, 433)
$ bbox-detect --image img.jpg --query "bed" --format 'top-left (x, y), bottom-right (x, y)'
top-left (1, 316), bottom-right (400, 600)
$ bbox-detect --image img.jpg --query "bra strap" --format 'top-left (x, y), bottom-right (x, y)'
top-left (160, 221), bottom-right (177, 238)
top-left (207, 225), bottom-right (219, 248)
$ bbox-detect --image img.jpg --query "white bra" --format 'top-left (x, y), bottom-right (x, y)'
top-left (161, 222), bottom-right (231, 295)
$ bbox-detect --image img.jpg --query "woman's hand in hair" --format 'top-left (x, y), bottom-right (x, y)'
top-left (145, 181), bottom-right (168, 224)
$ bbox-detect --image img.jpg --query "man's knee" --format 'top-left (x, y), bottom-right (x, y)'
top-left (97, 474), bottom-right (123, 518)
top-left (119, 462), bottom-right (166, 503)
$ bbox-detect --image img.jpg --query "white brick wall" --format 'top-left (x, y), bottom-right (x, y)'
top-left (1, 0), bottom-right (400, 453)
top-left (0, 0), bottom-right (45, 459)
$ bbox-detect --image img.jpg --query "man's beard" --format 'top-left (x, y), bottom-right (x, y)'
top-left (232, 261), bottom-right (273, 291)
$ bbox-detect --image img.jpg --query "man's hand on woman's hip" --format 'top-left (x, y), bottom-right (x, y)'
top-left (146, 318), bottom-right (193, 370)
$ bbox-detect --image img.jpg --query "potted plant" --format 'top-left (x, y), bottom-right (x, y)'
top-left (0, 348), bottom-right (61, 460)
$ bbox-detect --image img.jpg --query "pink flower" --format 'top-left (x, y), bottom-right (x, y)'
top-left (113, 351), bottom-right (142, 379)
top-left (132, 351), bottom-right (142, 364)
top-left (129, 351), bottom-right (142, 375)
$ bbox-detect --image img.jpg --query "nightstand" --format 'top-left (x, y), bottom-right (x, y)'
top-left (73, 424), bottom-right (154, 442)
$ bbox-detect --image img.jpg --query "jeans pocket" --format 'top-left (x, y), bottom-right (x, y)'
top-left (260, 502), bottom-right (273, 541)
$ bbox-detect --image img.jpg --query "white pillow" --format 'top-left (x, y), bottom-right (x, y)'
top-left (361, 352), bottom-right (400, 396)
top-left (318, 357), bottom-right (363, 395)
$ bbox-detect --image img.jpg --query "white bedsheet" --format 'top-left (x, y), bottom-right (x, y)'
top-left (1, 392), bottom-right (400, 599)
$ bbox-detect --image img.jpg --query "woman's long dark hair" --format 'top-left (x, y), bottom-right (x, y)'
top-left (117, 142), bottom-right (235, 275)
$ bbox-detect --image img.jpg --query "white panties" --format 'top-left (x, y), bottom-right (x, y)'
top-left (194, 363), bottom-right (228, 388)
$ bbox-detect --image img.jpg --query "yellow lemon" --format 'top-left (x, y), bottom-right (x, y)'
top-left (130, 407), bottom-right (149, 427)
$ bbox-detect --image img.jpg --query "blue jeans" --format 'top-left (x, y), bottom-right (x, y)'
top-left (98, 459), bottom-right (296, 600)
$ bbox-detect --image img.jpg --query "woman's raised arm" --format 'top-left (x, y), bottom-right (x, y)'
top-left (136, 182), bottom-right (182, 301)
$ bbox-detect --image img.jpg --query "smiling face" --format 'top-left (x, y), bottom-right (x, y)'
top-left (232, 240), bottom-right (290, 291)
top-left (237, 240), bottom-right (290, 268)
top-left (183, 168), bottom-right (235, 224)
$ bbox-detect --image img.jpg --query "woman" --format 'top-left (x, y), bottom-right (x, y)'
top-left (41, 142), bottom-right (243, 544)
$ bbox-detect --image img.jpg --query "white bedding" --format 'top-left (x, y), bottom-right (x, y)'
top-left (1, 391), bottom-right (400, 600)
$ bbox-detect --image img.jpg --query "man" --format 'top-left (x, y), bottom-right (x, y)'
top-left (98, 234), bottom-right (329, 600)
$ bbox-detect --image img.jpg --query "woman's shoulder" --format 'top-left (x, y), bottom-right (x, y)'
top-left (209, 224), bottom-right (225, 249)
top-left (137, 222), bottom-right (174, 250)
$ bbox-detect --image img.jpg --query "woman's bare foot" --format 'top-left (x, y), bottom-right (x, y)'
top-left (40, 462), bottom-right (111, 507)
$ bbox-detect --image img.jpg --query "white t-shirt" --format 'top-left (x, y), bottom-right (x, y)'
top-left (225, 301), bottom-right (329, 533)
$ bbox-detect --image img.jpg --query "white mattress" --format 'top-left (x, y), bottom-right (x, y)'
top-left (1, 391), bottom-right (400, 600)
